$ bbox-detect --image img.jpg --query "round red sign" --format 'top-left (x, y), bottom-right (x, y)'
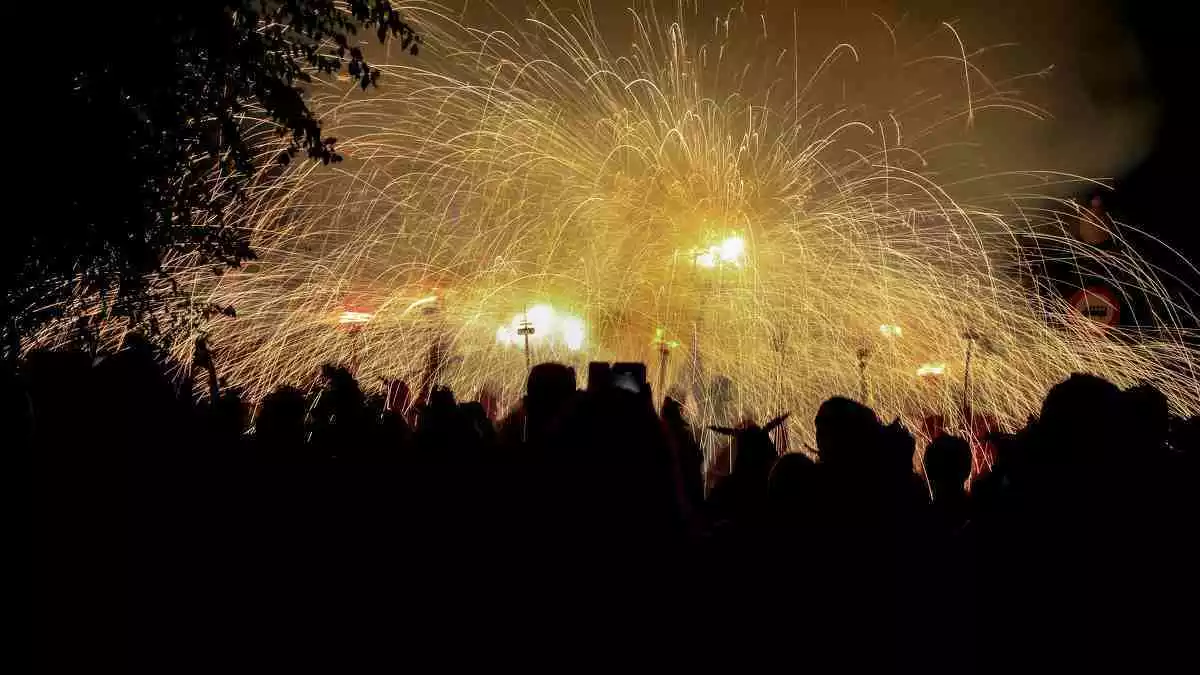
top-left (1068, 286), bottom-right (1120, 327)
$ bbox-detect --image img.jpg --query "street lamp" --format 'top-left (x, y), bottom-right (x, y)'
top-left (857, 347), bottom-right (871, 403)
top-left (960, 329), bottom-right (1001, 423)
top-left (517, 308), bottom-right (535, 372)
top-left (652, 327), bottom-right (681, 398)
top-left (858, 323), bottom-right (901, 404)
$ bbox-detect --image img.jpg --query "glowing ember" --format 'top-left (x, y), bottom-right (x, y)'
top-left (338, 310), bottom-right (373, 325)
top-left (917, 363), bottom-right (948, 377)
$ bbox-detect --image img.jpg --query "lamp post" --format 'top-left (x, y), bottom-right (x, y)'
top-left (962, 329), bottom-right (980, 422)
top-left (652, 327), bottom-right (680, 399)
top-left (861, 323), bottom-right (903, 407)
top-left (416, 298), bottom-right (445, 405)
top-left (517, 307), bottom-right (535, 373)
top-left (857, 346), bottom-right (871, 404)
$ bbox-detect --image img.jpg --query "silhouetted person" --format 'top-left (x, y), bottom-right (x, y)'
top-left (662, 396), bottom-right (704, 520)
top-left (1176, 414), bottom-right (1199, 456)
top-left (923, 434), bottom-right (972, 531)
top-left (814, 396), bottom-right (883, 470)
top-left (1124, 384), bottom-right (1170, 455)
top-left (919, 434), bottom-right (977, 675)
top-left (309, 364), bottom-right (368, 457)
top-left (255, 385), bottom-right (307, 457)
top-left (977, 374), bottom-right (1141, 673)
top-left (706, 414), bottom-right (787, 531)
top-left (205, 388), bottom-right (246, 453)
top-left (22, 349), bottom-right (94, 452)
top-left (28, 329), bottom-right (1200, 675)
top-left (499, 362), bottom-right (577, 448)
top-left (1035, 372), bottom-right (1124, 473)
top-left (414, 385), bottom-right (465, 454)
top-left (766, 451), bottom-right (821, 530)
top-left (459, 401), bottom-right (496, 449)
top-left (811, 397), bottom-right (921, 669)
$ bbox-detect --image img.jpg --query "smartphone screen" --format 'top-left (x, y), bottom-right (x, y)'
top-left (611, 362), bottom-right (647, 394)
top-left (612, 371), bottom-right (642, 393)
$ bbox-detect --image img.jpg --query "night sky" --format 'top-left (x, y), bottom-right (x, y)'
top-left (1106, 0), bottom-right (1195, 255)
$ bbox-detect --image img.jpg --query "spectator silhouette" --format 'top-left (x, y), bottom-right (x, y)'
top-left (1035, 372), bottom-right (1124, 472)
top-left (414, 385), bottom-right (459, 450)
top-left (766, 450), bottom-right (821, 529)
top-left (923, 434), bottom-right (972, 530)
top-left (706, 414), bottom-right (787, 531)
top-left (22, 341), bottom-right (1195, 673)
top-left (662, 395), bottom-right (704, 518)
top-left (204, 388), bottom-right (246, 453)
top-left (814, 396), bottom-right (882, 469)
top-left (1176, 415), bottom-right (1199, 456)
top-left (309, 364), bottom-right (368, 457)
top-left (499, 362), bottom-right (577, 448)
top-left (254, 385), bottom-right (307, 457)
top-left (458, 400), bottom-right (496, 453)
top-left (1124, 383), bottom-right (1170, 456)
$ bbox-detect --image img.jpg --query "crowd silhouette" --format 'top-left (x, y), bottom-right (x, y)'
top-left (26, 336), bottom-right (1198, 672)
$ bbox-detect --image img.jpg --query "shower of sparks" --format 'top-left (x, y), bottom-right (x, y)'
top-left (28, 1), bottom-right (1200, 445)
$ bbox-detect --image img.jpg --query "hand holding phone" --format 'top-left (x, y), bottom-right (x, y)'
top-left (611, 362), bottom-right (647, 394)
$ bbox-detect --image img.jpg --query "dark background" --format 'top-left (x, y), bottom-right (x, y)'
top-left (1107, 1), bottom-right (1194, 258)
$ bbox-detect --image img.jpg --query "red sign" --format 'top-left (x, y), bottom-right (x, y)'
top-left (1068, 286), bottom-right (1120, 327)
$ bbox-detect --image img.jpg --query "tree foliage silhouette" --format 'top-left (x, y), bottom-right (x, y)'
top-left (5, 1), bottom-right (419, 354)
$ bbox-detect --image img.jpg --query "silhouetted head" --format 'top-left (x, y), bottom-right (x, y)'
top-left (1039, 373), bottom-right (1123, 457)
top-left (768, 452), bottom-right (820, 516)
top-left (712, 414), bottom-right (788, 480)
top-left (1123, 384), bottom-right (1170, 449)
top-left (1174, 415), bottom-right (1199, 456)
top-left (93, 337), bottom-right (179, 440)
top-left (320, 363), bottom-right (358, 390)
top-left (22, 349), bottom-right (92, 387)
top-left (662, 396), bottom-right (686, 425)
top-left (20, 350), bottom-right (93, 445)
top-left (256, 385), bottom-right (306, 447)
top-left (119, 332), bottom-right (154, 357)
top-left (525, 362), bottom-right (576, 418)
top-left (814, 397), bottom-right (881, 465)
top-left (429, 385), bottom-right (456, 410)
top-left (924, 435), bottom-right (972, 497)
top-left (458, 401), bottom-right (494, 440)
top-left (212, 389), bottom-right (246, 439)
top-left (317, 363), bottom-right (364, 413)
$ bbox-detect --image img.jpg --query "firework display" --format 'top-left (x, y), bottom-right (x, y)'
top-left (54, 2), bottom-right (1200, 444)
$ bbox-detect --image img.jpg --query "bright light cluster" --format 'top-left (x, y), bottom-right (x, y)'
top-left (495, 304), bottom-right (586, 352)
top-left (694, 236), bottom-right (746, 269)
top-left (337, 310), bottom-right (373, 326)
top-left (917, 362), bottom-right (948, 378)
